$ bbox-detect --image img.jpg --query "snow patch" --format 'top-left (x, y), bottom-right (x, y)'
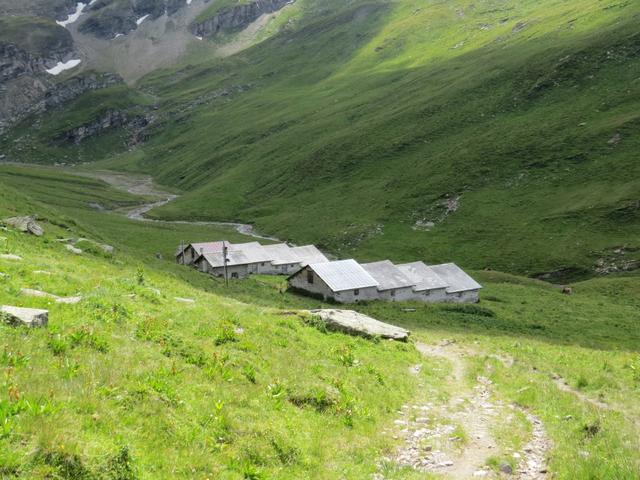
top-left (56, 2), bottom-right (87, 27)
top-left (196, 36), bottom-right (203, 40)
top-left (136, 14), bottom-right (150, 25)
top-left (46, 59), bottom-right (82, 75)
top-left (186, 0), bottom-right (192, 4)
top-left (113, 33), bottom-right (124, 39)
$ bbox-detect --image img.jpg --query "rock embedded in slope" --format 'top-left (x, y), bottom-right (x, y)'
top-left (0, 254), bottom-right (22, 261)
top-left (307, 309), bottom-right (410, 341)
top-left (65, 244), bottom-right (83, 254)
top-left (2, 216), bottom-right (44, 236)
top-left (1, 305), bottom-right (48, 328)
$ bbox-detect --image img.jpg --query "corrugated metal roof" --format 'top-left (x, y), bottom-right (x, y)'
top-left (289, 245), bottom-right (329, 266)
top-left (429, 263), bottom-right (482, 293)
top-left (176, 241), bottom-right (226, 256)
top-left (309, 259), bottom-right (378, 292)
top-left (361, 260), bottom-right (415, 291)
top-left (199, 242), bottom-right (271, 267)
top-left (397, 261), bottom-right (449, 291)
top-left (262, 243), bottom-right (300, 265)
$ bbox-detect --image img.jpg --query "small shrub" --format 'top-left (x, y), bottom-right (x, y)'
top-left (47, 335), bottom-right (68, 356)
top-left (576, 375), bottom-right (589, 390)
top-left (135, 266), bottom-right (145, 286)
top-left (0, 347), bottom-right (29, 367)
top-left (215, 323), bottom-right (238, 346)
top-left (442, 304), bottom-right (496, 317)
top-left (99, 446), bottom-right (138, 480)
top-left (266, 380), bottom-right (287, 399)
top-left (334, 345), bottom-right (359, 367)
top-left (242, 365), bottom-right (257, 384)
top-left (270, 437), bottom-right (300, 466)
top-left (288, 386), bottom-right (338, 412)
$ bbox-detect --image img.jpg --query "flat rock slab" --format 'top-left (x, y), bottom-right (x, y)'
top-left (1, 305), bottom-right (48, 327)
top-left (65, 244), bottom-right (82, 254)
top-left (0, 254), bottom-right (22, 261)
top-left (3, 216), bottom-right (44, 236)
top-left (308, 309), bottom-right (410, 341)
top-left (174, 297), bottom-right (195, 303)
top-left (21, 288), bottom-right (81, 304)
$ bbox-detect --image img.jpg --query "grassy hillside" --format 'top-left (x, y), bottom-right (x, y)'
top-left (2, 0), bottom-right (639, 283)
top-left (0, 168), bottom-right (639, 478)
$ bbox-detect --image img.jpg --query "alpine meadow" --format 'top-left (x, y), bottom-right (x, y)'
top-left (0, 0), bottom-right (638, 479)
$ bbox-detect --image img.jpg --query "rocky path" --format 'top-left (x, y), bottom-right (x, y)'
top-left (376, 341), bottom-right (551, 479)
top-left (77, 170), bottom-right (280, 241)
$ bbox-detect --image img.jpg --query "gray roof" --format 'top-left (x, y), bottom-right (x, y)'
top-left (361, 260), bottom-right (415, 291)
top-left (199, 241), bottom-right (271, 267)
top-left (176, 241), bottom-right (226, 256)
top-left (262, 243), bottom-right (300, 265)
top-left (397, 261), bottom-right (449, 291)
top-left (308, 259), bottom-right (378, 292)
top-left (289, 245), bottom-right (329, 266)
top-left (429, 263), bottom-right (482, 293)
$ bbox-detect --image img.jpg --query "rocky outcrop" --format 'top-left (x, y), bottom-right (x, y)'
top-left (1, 306), bottom-right (49, 328)
top-left (192, 0), bottom-right (293, 38)
top-left (0, 70), bottom-right (122, 134)
top-left (54, 109), bottom-right (149, 145)
top-left (307, 309), bottom-right (410, 341)
top-left (2, 216), bottom-right (44, 236)
top-left (80, 0), bottom-right (187, 39)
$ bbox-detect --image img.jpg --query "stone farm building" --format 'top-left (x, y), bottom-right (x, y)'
top-left (361, 260), bottom-right (416, 301)
top-left (289, 259), bottom-right (482, 304)
top-left (288, 259), bottom-right (381, 303)
top-left (396, 261), bottom-right (449, 302)
top-left (177, 238), bottom-right (481, 303)
top-left (183, 241), bottom-right (329, 279)
top-left (176, 241), bottom-right (226, 266)
top-left (193, 242), bottom-right (273, 278)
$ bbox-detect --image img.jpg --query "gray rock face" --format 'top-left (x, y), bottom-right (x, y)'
top-left (0, 70), bottom-right (122, 134)
top-left (192, 0), bottom-right (293, 38)
top-left (1, 305), bottom-right (49, 327)
top-left (3, 216), bottom-right (44, 236)
top-left (308, 309), bottom-right (410, 341)
top-left (55, 109), bottom-right (148, 145)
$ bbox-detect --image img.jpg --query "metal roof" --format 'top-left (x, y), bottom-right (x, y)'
top-left (199, 242), bottom-right (271, 267)
top-left (308, 259), bottom-right (378, 292)
top-left (262, 243), bottom-right (301, 265)
top-left (429, 263), bottom-right (482, 293)
top-left (289, 245), bottom-right (329, 266)
top-left (176, 241), bottom-right (226, 256)
top-left (396, 261), bottom-right (449, 291)
top-left (361, 260), bottom-right (415, 291)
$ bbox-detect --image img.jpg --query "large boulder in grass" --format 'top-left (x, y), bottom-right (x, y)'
top-left (3, 216), bottom-right (44, 236)
top-left (1, 305), bottom-right (48, 328)
top-left (307, 309), bottom-right (410, 341)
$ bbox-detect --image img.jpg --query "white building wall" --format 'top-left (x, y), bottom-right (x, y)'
top-left (210, 264), bottom-right (250, 279)
top-left (410, 287), bottom-right (449, 303)
top-left (445, 290), bottom-right (480, 303)
top-left (333, 286), bottom-right (379, 303)
top-left (377, 286), bottom-right (415, 302)
top-left (289, 267), bottom-right (335, 299)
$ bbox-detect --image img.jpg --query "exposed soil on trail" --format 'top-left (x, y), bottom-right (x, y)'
top-left (376, 341), bottom-right (552, 479)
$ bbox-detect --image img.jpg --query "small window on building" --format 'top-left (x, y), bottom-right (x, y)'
top-left (261, 262), bottom-right (265, 266)
top-left (231, 272), bottom-right (238, 279)
top-left (354, 289), bottom-right (360, 296)
top-left (457, 292), bottom-right (463, 298)
top-left (307, 270), bottom-right (314, 284)
top-left (424, 290), bottom-right (430, 296)
top-left (390, 289), bottom-right (396, 297)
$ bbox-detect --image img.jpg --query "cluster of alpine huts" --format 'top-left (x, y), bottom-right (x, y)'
top-left (176, 241), bottom-right (481, 304)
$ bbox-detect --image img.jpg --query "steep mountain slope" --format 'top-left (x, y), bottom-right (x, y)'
top-left (2, 0), bottom-right (639, 281)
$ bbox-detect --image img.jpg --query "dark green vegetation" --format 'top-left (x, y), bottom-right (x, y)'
top-left (0, 16), bottom-right (72, 55)
top-left (4, 0), bottom-right (638, 281)
top-left (0, 167), bottom-right (639, 478)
